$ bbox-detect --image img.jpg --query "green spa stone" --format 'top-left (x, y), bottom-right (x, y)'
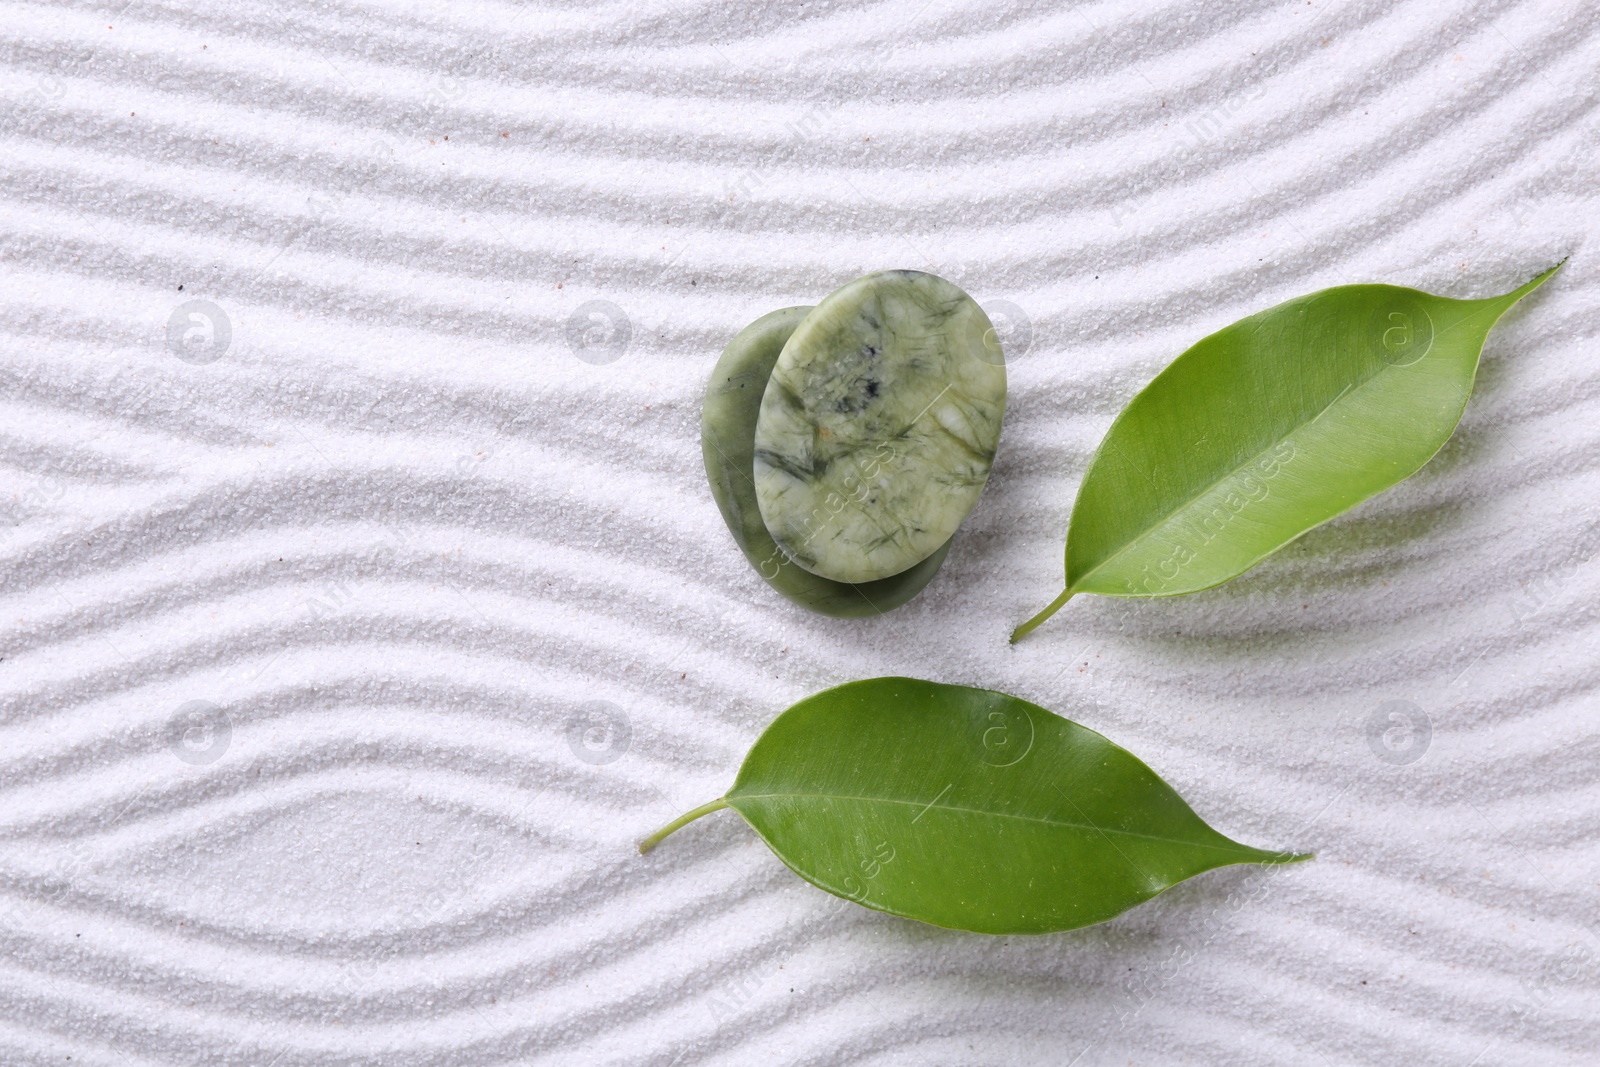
top-left (752, 271), bottom-right (1007, 585)
top-left (702, 306), bottom-right (952, 618)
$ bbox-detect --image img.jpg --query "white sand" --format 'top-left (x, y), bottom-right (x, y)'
top-left (1, 0), bottom-right (1597, 1063)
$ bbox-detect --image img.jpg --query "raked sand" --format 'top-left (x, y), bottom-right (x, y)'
top-left (1, 1), bottom-right (1597, 1064)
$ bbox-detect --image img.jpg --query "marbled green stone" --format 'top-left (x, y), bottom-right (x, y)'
top-left (702, 305), bottom-right (951, 618)
top-left (752, 270), bottom-right (1006, 584)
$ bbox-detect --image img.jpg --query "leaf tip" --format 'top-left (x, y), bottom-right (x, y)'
top-left (1497, 258), bottom-right (1567, 307)
top-left (1529, 257), bottom-right (1567, 286)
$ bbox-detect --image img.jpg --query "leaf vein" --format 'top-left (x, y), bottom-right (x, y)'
top-left (732, 792), bottom-right (1271, 856)
top-left (1071, 369), bottom-right (1381, 591)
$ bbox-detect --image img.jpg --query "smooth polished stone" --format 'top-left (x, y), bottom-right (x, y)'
top-left (753, 270), bottom-right (1006, 584)
top-left (701, 305), bottom-right (952, 617)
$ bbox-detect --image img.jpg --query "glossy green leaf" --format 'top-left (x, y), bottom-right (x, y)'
top-left (1013, 264), bottom-right (1562, 642)
top-left (639, 677), bottom-right (1307, 934)
top-left (702, 307), bottom-right (951, 618)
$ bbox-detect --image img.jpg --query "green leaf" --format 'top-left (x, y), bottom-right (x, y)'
top-left (1013, 264), bottom-right (1563, 642)
top-left (702, 307), bottom-right (951, 618)
top-left (639, 677), bottom-right (1307, 934)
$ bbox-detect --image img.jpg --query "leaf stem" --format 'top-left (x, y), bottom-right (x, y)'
top-left (638, 797), bottom-right (730, 854)
top-left (1010, 589), bottom-right (1073, 644)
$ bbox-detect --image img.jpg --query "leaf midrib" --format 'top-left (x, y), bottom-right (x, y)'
top-left (1070, 360), bottom-right (1394, 591)
top-left (731, 790), bottom-right (1267, 856)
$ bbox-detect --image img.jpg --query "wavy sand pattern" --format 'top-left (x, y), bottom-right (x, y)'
top-left (1, 0), bottom-right (1598, 1063)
